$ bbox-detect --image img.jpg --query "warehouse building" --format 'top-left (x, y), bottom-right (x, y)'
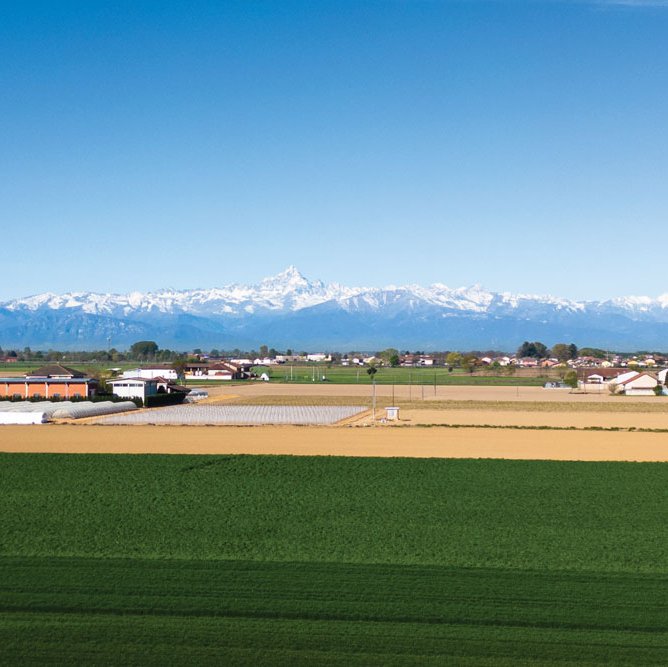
top-left (0, 364), bottom-right (98, 399)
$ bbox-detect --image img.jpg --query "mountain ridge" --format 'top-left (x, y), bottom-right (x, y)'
top-left (2, 267), bottom-right (668, 350)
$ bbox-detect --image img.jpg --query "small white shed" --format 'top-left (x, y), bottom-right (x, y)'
top-left (385, 406), bottom-right (400, 421)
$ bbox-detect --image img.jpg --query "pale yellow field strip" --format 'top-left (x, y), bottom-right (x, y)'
top-left (1, 424), bottom-right (667, 461)
top-left (398, 409), bottom-right (668, 429)
top-left (202, 393), bottom-right (239, 404)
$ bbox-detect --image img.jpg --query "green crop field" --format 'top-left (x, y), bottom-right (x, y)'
top-left (1, 454), bottom-right (666, 665)
top-left (257, 364), bottom-right (552, 386)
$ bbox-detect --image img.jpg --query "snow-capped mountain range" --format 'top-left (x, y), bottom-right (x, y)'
top-left (2, 266), bottom-right (668, 350)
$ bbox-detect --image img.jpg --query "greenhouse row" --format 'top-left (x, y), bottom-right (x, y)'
top-left (98, 404), bottom-right (366, 426)
top-left (0, 400), bottom-right (138, 423)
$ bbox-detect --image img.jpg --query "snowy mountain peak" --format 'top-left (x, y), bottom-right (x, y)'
top-left (2, 269), bottom-right (668, 351)
top-left (258, 266), bottom-right (317, 291)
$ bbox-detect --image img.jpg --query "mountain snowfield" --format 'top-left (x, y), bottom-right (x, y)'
top-left (2, 267), bottom-right (668, 350)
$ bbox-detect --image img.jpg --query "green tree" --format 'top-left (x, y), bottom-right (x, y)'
top-left (461, 354), bottom-right (477, 374)
top-left (551, 343), bottom-right (572, 363)
top-left (129, 341), bottom-right (159, 360)
top-left (550, 343), bottom-right (578, 363)
top-left (172, 358), bottom-right (188, 382)
top-left (517, 341), bottom-right (548, 359)
top-left (379, 348), bottom-right (400, 367)
top-left (445, 352), bottom-right (462, 368)
top-left (563, 370), bottom-right (578, 389)
top-left (578, 347), bottom-right (606, 359)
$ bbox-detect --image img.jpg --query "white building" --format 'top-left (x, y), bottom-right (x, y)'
top-left (609, 372), bottom-right (658, 396)
top-left (122, 367), bottom-right (178, 381)
top-left (107, 378), bottom-right (159, 401)
top-left (306, 353), bottom-right (330, 362)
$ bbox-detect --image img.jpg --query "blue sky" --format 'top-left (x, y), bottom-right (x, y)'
top-left (1, 0), bottom-right (666, 301)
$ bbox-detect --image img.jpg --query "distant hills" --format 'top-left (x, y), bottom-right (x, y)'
top-left (2, 266), bottom-right (668, 351)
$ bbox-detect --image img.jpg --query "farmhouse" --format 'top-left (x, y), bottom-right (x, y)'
top-left (207, 363), bottom-right (236, 380)
top-left (578, 368), bottom-right (626, 384)
top-left (184, 362), bottom-right (210, 377)
top-left (0, 364), bottom-right (97, 399)
top-left (184, 361), bottom-right (251, 381)
top-left (608, 372), bottom-right (658, 396)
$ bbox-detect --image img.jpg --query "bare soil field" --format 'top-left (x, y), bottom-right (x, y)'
top-left (203, 382), bottom-right (666, 403)
top-left (209, 384), bottom-right (668, 428)
top-left (1, 423), bottom-right (667, 461)
top-left (391, 408), bottom-right (668, 429)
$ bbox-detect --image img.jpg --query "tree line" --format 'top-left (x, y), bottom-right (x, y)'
top-left (0, 341), bottom-right (656, 365)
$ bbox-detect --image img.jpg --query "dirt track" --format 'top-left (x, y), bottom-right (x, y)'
top-left (1, 424), bottom-right (667, 462)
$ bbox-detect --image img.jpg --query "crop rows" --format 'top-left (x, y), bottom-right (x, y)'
top-left (96, 404), bottom-right (366, 425)
top-left (2, 454), bottom-right (666, 571)
top-left (1, 556), bottom-right (666, 665)
top-left (1, 454), bottom-right (666, 664)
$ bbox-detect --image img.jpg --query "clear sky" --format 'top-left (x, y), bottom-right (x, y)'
top-left (1, 0), bottom-right (666, 302)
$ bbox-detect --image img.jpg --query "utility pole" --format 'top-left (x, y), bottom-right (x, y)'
top-left (366, 365), bottom-right (378, 423)
top-left (372, 377), bottom-right (376, 423)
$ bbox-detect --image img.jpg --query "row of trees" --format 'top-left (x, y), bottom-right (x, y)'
top-left (0, 343), bottom-right (187, 364)
top-left (517, 341), bottom-right (579, 362)
top-left (0, 341), bottom-right (650, 365)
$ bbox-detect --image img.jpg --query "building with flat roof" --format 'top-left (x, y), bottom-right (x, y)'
top-left (0, 377), bottom-right (97, 400)
top-left (0, 364), bottom-right (97, 400)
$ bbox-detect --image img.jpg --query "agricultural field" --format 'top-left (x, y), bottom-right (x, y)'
top-left (202, 381), bottom-right (663, 404)
top-left (4, 423), bottom-right (668, 461)
top-left (256, 364), bottom-right (553, 386)
top-left (1, 361), bottom-right (557, 386)
top-left (0, 453), bottom-right (666, 664)
top-left (96, 404), bottom-right (366, 425)
top-left (218, 394), bottom-right (668, 426)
